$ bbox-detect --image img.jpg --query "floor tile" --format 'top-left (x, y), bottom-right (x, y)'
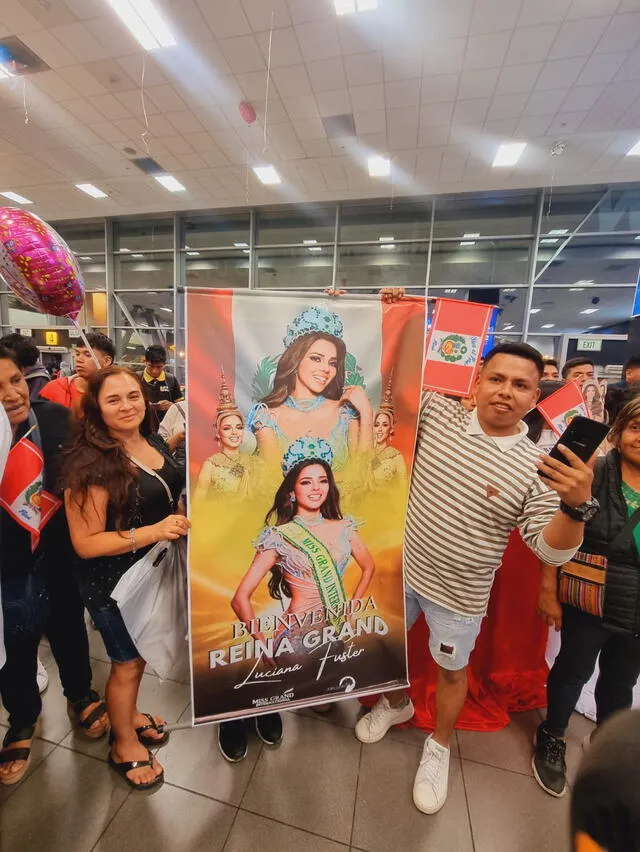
top-left (242, 713), bottom-right (360, 844)
top-left (457, 709), bottom-right (540, 776)
top-left (158, 706), bottom-right (262, 805)
top-left (226, 810), bottom-right (349, 852)
top-left (464, 759), bottom-right (570, 852)
top-left (565, 711), bottom-right (596, 786)
top-left (0, 661), bottom-right (72, 745)
top-left (136, 670), bottom-right (191, 725)
top-left (0, 747), bottom-right (129, 852)
top-left (0, 736), bottom-right (56, 805)
top-left (93, 782), bottom-right (236, 852)
top-left (298, 697), bottom-right (364, 731)
top-left (353, 738), bottom-right (473, 852)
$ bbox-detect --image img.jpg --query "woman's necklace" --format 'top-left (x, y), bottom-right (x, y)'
top-left (221, 451), bottom-right (245, 478)
top-left (284, 395), bottom-right (325, 412)
top-left (296, 514), bottom-right (325, 527)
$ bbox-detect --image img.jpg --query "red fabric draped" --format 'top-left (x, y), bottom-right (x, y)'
top-left (364, 532), bottom-right (549, 732)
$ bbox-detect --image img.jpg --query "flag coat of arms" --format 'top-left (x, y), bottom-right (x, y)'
top-left (0, 436), bottom-right (61, 551)
top-left (423, 298), bottom-right (494, 396)
top-left (537, 381), bottom-right (588, 437)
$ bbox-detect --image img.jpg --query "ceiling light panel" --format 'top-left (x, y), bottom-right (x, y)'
top-left (492, 142), bottom-right (526, 167)
top-left (253, 165), bottom-right (281, 185)
top-left (105, 0), bottom-right (176, 51)
top-left (0, 191), bottom-right (33, 204)
top-left (154, 174), bottom-right (185, 192)
top-left (76, 183), bottom-right (108, 198)
top-left (368, 155), bottom-right (390, 177)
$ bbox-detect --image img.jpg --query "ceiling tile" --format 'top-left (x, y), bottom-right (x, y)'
top-left (19, 29), bottom-right (77, 68)
top-left (315, 89), bottom-right (352, 117)
top-left (165, 111), bottom-right (206, 135)
top-left (469, 0), bottom-right (520, 34)
top-left (306, 58), bottom-right (348, 92)
top-left (495, 63), bottom-right (543, 95)
top-left (50, 22), bottom-right (112, 64)
top-left (55, 66), bottom-right (107, 98)
top-left (515, 114), bottom-right (556, 135)
top-left (270, 64), bottom-right (313, 98)
top-left (349, 83), bottom-right (385, 112)
top-left (418, 124), bottom-right (450, 147)
top-left (89, 120), bottom-right (128, 144)
top-left (420, 100), bottom-right (455, 127)
top-left (337, 16), bottom-right (383, 55)
top-left (426, 0), bottom-right (474, 40)
top-left (90, 93), bottom-right (134, 122)
top-left (487, 92), bottom-right (529, 120)
top-left (282, 95), bottom-right (321, 120)
top-left (0, 0), bottom-right (45, 33)
top-left (385, 79), bottom-right (421, 108)
top-left (255, 27), bottom-right (303, 68)
top-left (164, 0), bottom-right (213, 42)
top-left (595, 12), bottom-right (640, 53)
top-left (560, 85), bottom-right (606, 112)
top-left (87, 59), bottom-right (138, 92)
top-left (354, 110), bottom-right (387, 135)
top-left (546, 110), bottom-right (590, 135)
top-left (32, 70), bottom-right (79, 102)
top-left (463, 32), bottom-right (511, 71)
top-left (82, 14), bottom-right (142, 58)
top-left (219, 35), bottom-right (266, 74)
top-left (115, 90), bottom-right (160, 118)
top-left (291, 117), bottom-right (325, 141)
top-left (482, 117), bottom-right (519, 135)
top-left (423, 38), bottom-right (466, 76)
top-left (162, 135), bottom-right (195, 156)
top-left (242, 0), bottom-right (291, 30)
top-left (116, 56), bottom-right (168, 88)
top-left (21, 0), bottom-right (78, 28)
top-left (548, 17), bottom-right (612, 60)
top-left (451, 97), bottom-right (490, 124)
top-left (295, 18), bottom-right (341, 62)
top-left (523, 88), bottom-right (572, 116)
top-left (344, 52), bottom-right (384, 87)
top-left (535, 57), bottom-right (588, 91)
top-left (236, 70), bottom-right (269, 100)
top-left (197, 0), bottom-right (252, 38)
top-left (420, 73), bottom-right (459, 104)
top-left (145, 85), bottom-right (190, 114)
top-left (63, 97), bottom-right (108, 125)
top-left (575, 52), bottom-right (627, 85)
top-left (504, 24), bottom-right (559, 65)
top-left (458, 68), bottom-right (500, 99)
top-left (517, 0), bottom-right (571, 27)
top-left (301, 138), bottom-right (332, 156)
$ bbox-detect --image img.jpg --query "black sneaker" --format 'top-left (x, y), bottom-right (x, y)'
top-left (218, 720), bottom-right (247, 763)
top-left (255, 713), bottom-right (283, 746)
top-left (532, 723), bottom-right (567, 797)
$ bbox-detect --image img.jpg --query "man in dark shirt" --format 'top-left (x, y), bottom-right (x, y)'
top-left (0, 345), bottom-right (107, 785)
top-left (0, 333), bottom-right (51, 400)
top-left (142, 344), bottom-right (182, 430)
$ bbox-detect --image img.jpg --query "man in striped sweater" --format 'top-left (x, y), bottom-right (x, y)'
top-left (355, 322), bottom-right (596, 815)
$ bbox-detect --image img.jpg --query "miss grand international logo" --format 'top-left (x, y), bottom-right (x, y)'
top-left (429, 332), bottom-right (479, 366)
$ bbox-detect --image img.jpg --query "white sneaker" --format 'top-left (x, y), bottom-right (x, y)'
top-left (354, 696), bottom-right (414, 744)
top-left (36, 656), bottom-right (49, 694)
top-left (413, 735), bottom-right (450, 814)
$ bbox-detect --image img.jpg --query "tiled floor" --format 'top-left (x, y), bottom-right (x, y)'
top-left (0, 629), bottom-right (593, 852)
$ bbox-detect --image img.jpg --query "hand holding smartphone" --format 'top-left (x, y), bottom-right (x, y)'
top-left (538, 416), bottom-right (610, 478)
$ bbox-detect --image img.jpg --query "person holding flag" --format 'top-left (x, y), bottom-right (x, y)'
top-left (354, 289), bottom-right (596, 816)
top-left (0, 345), bottom-right (108, 786)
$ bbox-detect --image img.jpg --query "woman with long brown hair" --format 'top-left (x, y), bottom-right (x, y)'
top-left (61, 366), bottom-right (189, 791)
top-left (247, 306), bottom-right (373, 469)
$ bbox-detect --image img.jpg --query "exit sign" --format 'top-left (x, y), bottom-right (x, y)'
top-left (577, 338), bottom-right (602, 352)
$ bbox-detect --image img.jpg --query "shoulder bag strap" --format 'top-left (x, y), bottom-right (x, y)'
top-left (128, 454), bottom-right (175, 510)
top-left (609, 504), bottom-right (640, 550)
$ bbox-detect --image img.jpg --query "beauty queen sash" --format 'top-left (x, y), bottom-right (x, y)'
top-left (278, 519), bottom-right (348, 626)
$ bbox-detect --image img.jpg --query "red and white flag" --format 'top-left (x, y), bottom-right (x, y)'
top-left (423, 298), bottom-right (493, 396)
top-left (0, 436), bottom-right (61, 551)
top-left (537, 381), bottom-right (588, 437)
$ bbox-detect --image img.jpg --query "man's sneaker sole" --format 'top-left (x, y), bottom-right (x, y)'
top-left (531, 733), bottom-right (567, 798)
top-left (355, 702), bottom-right (415, 744)
top-left (217, 731), bottom-right (248, 764)
top-left (413, 788), bottom-right (447, 815)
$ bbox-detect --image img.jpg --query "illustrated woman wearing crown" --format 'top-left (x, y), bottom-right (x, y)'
top-left (246, 307), bottom-right (373, 471)
top-left (230, 437), bottom-right (375, 655)
top-left (193, 373), bottom-right (262, 502)
top-left (371, 375), bottom-right (407, 488)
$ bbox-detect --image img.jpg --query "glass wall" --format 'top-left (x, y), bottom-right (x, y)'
top-left (1, 182), bottom-right (639, 381)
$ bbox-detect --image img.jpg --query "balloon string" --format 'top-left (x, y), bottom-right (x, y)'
top-left (262, 11), bottom-right (274, 155)
top-left (140, 55), bottom-right (150, 155)
top-left (22, 79), bottom-right (29, 126)
top-left (70, 317), bottom-right (101, 369)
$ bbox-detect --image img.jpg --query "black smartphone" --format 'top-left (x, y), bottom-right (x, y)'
top-left (539, 415), bottom-right (610, 477)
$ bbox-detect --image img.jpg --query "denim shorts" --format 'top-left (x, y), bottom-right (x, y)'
top-left (405, 584), bottom-right (483, 671)
top-left (86, 600), bottom-right (140, 663)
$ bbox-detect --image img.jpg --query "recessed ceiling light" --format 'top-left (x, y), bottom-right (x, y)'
top-left (569, 288), bottom-right (585, 292)
top-left (303, 239), bottom-right (318, 245)
top-left (460, 240), bottom-right (476, 246)
top-left (463, 233), bottom-right (480, 239)
top-left (575, 280), bottom-right (594, 285)
top-left (234, 242), bottom-right (249, 248)
top-left (529, 308), bottom-right (541, 314)
top-left (588, 325), bottom-right (599, 329)
top-left (444, 289), bottom-right (458, 294)
top-left (541, 324), bottom-right (555, 329)
top-left (308, 246), bottom-right (322, 253)
top-left (380, 244), bottom-right (396, 250)
top-left (0, 191), bottom-right (33, 204)
top-left (105, 0), bottom-right (176, 51)
top-left (503, 288), bottom-right (516, 292)
top-left (379, 236), bottom-right (395, 242)
top-left (548, 229), bottom-right (568, 236)
top-left (187, 250), bottom-right (200, 256)
top-left (368, 155), bottom-right (391, 177)
top-left (581, 308), bottom-right (599, 314)
top-left (119, 248), bottom-right (131, 253)
top-left (253, 165), bottom-right (281, 185)
top-left (79, 256), bottom-right (93, 261)
top-left (132, 253), bottom-right (144, 259)
top-left (540, 238), bottom-right (559, 245)
top-left (160, 307), bottom-right (173, 313)
top-left (242, 249), bottom-right (250, 254)
top-left (0, 66), bottom-right (15, 80)
top-left (154, 174), bottom-right (185, 192)
top-left (334, 0), bottom-right (378, 14)
top-left (627, 139), bottom-right (640, 156)
top-left (492, 142), bottom-right (526, 167)
top-left (635, 235), bottom-right (640, 241)
top-left (76, 183), bottom-right (108, 198)
top-left (503, 324), bottom-right (515, 330)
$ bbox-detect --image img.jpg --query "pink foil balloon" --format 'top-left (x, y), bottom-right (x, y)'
top-left (0, 207), bottom-right (85, 320)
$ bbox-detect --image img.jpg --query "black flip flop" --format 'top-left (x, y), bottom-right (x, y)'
top-left (0, 725), bottom-right (35, 786)
top-left (108, 748), bottom-right (164, 791)
top-left (135, 713), bottom-right (170, 748)
top-left (69, 690), bottom-right (109, 740)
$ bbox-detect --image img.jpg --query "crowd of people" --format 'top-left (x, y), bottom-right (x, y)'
top-left (0, 304), bottom-right (639, 849)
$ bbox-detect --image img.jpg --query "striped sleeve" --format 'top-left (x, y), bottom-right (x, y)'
top-left (516, 476), bottom-right (561, 560)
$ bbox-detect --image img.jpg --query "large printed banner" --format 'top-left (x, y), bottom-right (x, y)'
top-left (186, 290), bottom-right (425, 724)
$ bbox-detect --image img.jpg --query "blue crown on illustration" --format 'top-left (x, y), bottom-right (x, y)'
top-left (283, 306), bottom-right (344, 348)
top-left (282, 437), bottom-right (334, 475)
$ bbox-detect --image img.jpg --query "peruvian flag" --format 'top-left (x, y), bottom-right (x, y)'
top-left (0, 436), bottom-right (61, 551)
top-left (537, 381), bottom-right (588, 437)
top-left (423, 298), bottom-right (493, 396)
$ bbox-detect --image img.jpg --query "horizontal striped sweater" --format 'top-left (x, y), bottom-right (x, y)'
top-left (404, 394), bottom-right (560, 616)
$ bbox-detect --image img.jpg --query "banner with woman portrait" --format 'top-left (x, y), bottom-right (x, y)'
top-left (186, 290), bottom-right (425, 724)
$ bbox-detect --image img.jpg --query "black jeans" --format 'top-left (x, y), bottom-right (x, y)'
top-left (0, 564), bottom-right (94, 731)
top-left (545, 604), bottom-right (640, 736)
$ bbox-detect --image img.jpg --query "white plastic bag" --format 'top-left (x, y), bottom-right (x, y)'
top-left (111, 538), bottom-right (188, 679)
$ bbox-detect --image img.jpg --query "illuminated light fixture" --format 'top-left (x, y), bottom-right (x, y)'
top-left (0, 65), bottom-right (16, 80)
top-left (154, 174), bottom-right (185, 192)
top-left (308, 247), bottom-right (322, 253)
top-left (503, 288), bottom-right (516, 292)
top-left (503, 324), bottom-right (515, 330)
top-left (492, 142), bottom-right (526, 167)
top-left (548, 229), bottom-right (568, 236)
top-left (463, 233), bottom-right (480, 239)
top-left (626, 139), bottom-right (640, 156)
top-left (541, 324), bottom-right (555, 329)
top-left (119, 248), bottom-right (131, 253)
top-left (242, 249), bottom-right (250, 254)
top-left (635, 235), bottom-right (640, 241)
top-left (334, 0), bottom-right (378, 14)
top-left (303, 239), bottom-right (318, 245)
top-left (104, 0), bottom-right (176, 51)
top-left (132, 253), bottom-right (144, 259)
top-left (234, 241), bottom-right (249, 248)
top-left (444, 289), bottom-right (458, 294)
top-left (540, 238), bottom-right (559, 245)
top-left (253, 165), bottom-right (281, 185)
top-left (380, 243), bottom-right (396, 250)
top-left (460, 240), bottom-right (476, 246)
top-left (379, 236), bottom-right (395, 242)
top-left (570, 288), bottom-right (585, 292)
top-left (529, 308), bottom-right (541, 314)
top-left (79, 256), bottom-right (93, 262)
top-left (160, 307), bottom-right (173, 313)
top-left (76, 183), bottom-right (108, 198)
top-left (0, 191), bottom-right (33, 204)
top-left (187, 250), bottom-right (200, 256)
top-left (368, 155), bottom-right (391, 177)
top-left (581, 308), bottom-right (599, 314)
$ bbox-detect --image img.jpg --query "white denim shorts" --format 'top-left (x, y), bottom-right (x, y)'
top-left (405, 584), bottom-right (483, 671)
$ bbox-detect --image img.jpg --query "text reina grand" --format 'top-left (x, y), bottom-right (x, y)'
top-left (208, 597), bottom-right (387, 669)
